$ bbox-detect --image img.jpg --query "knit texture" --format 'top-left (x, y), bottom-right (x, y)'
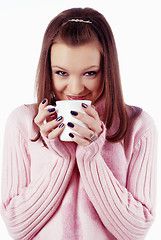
top-left (1, 96), bottom-right (157, 240)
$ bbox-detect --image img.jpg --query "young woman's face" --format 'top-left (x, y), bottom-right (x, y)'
top-left (50, 40), bottom-right (104, 103)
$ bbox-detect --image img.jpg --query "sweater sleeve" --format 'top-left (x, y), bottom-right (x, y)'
top-left (1, 110), bottom-right (76, 240)
top-left (76, 121), bottom-right (157, 240)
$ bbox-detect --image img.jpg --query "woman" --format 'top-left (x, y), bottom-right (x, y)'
top-left (1, 8), bottom-right (157, 240)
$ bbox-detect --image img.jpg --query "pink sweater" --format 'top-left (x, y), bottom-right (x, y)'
top-left (1, 96), bottom-right (157, 240)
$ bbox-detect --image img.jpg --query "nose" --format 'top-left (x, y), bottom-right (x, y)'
top-left (68, 77), bottom-right (84, 95)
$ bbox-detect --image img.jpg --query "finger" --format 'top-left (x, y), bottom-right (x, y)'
top-left (35, 105), bottom-right (56, 127)
top-left (44, 104), bottom-right (57, 123)
top-left (68, 132), bottom-right (91, 146)
top-left (47, 112), bottom-right (57, 122)
top-left (48, 122), bottom-right (65, 140)
top-left (39, 98), bottom-right (48, 111)
top-left (34, 99), bottom-right (49, 126)
top-left (35, 109), bottom-right (54, 127)
top-left (67, 122), bottom-right (94, 140)
top-left (71, 111), bottom-right (102, 133)
top-left (40, 116), bottom-right (63, 136)
top-left (91, 104), bottom-right (96, 110)
top-left (81, 103), bottom-right (100, 121)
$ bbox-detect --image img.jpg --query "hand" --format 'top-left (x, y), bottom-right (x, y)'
top-left (67, 103), bottom-right (103, 146)
top-left (34, 99), bottom-right (65, 140)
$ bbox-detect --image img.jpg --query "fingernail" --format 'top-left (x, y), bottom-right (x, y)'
top-left (42, 99), bottom-right (46, 104)
top-left (82, 103), bottom-right (88, 108)
top-left (59, 123), bottom-right (64, 128)
top-left (48, 108), bottom-right (55, 113)
top-left (69, 133), bottom-right (74, 138)
top-left (70, 111), bottom-right (78, 116)
top-left (56, 116), bottom-right (63, 121)
top-left (67, 122), bottom-right (74, 128)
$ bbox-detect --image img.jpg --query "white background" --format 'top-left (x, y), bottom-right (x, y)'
top-left (0, 0), bottom-right (160, 239)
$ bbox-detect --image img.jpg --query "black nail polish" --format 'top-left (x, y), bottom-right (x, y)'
top-left (42, 99), bottom-right (46, 104)
top-left (67, 122), bottom-right (74, 128)
top-left (59, 123), bottom-right (64, 128)
top-left (48, 108), bottom-right (55, 113)
top-left (56, 116), bottom-right (63, 121)
top-left (70, 111), bottom-right (78, 116)
top-left (69, 133), bottom-right (74, 138)
top-left (82, 103), bottom-right (88, 108)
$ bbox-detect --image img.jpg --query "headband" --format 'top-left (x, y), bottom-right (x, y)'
top-left (68, 19), bottom-right (92, 24)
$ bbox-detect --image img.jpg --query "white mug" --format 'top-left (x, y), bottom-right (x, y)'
top-left (45, 100), bottom-right (91, 141)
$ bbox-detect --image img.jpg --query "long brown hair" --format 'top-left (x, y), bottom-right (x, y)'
top-left (35, 7), bottom-right (128, 142)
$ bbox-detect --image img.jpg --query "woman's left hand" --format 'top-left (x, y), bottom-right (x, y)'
top-left (67, 103), bottom-right (103, 146)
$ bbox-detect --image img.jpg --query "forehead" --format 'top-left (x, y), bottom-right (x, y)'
top-left (50, 40), bottom-right (101, 69)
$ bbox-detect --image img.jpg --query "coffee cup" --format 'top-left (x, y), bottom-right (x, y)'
top-left (45, 100), bottom-right (91, 141)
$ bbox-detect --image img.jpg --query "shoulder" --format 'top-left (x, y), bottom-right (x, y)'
top-left (8, 104), bottom-right (37, 121)
top-left (124, 105), bottom-right (157, 159)
top-left (6, 104), bottom-right (39, 139)
top-left (128, 105), bottom-right (155, 127)
top-left (126, 105), bottom-right (157, 143)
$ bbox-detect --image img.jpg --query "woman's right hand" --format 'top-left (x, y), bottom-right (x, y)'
top-left (34, 99), bottom-right (65, 140)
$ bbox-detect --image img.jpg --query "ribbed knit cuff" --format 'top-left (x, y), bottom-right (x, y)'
top-left (41, 133), bottom-right (76, 159)
top-left (76, 122), bottom-right (106, 162)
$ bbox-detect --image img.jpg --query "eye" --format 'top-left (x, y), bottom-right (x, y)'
top-left (84, 71), bottom-right (97, 77)
top-left (55, 71), bottom-right (68, 76)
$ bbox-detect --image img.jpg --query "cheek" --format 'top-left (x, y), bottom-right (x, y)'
top-left (86, 78), bottom-right (103, 92)
top-left (52, 78), bottom-right (66, 92)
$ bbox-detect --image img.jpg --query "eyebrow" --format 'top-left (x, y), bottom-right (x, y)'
top-left (51, 66), bottom-right (67, 71)
top-left (51, 65), bottom-right (100, 71)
